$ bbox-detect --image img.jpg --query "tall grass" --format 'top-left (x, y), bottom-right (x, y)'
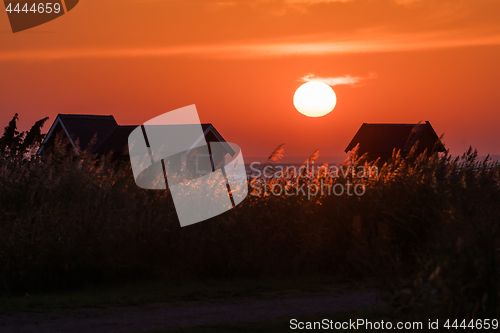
top-left (0, 128), bottom-right (499, 318)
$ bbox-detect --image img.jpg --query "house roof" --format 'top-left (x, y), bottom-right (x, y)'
top-left (42, 114), bottom-right (118, 151)
top-left (94, 123), bottom-right (235, 156)
top-left (345, 121), bottom-right (444, 153)
top-left (201, 123), bottom-right (235, 156)
top-left (42, 113), bottom-right (235, 156)
top-left (93, 125), bottom-right (137, 154)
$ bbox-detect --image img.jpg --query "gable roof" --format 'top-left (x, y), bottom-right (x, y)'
top-left (345, 121), bottom-right (444, 153)
top-left (42, 114), bottom-right (118, 151)
top-left (201, 123), bottom-right (235, 156)
top-left (42, 114), bottom-right (235, 156)
top-left (93, 125), bottom-right (137, 154)
top-left (93, 123), bottom-right (235, 156)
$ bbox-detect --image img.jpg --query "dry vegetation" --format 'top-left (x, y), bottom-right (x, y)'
top-left (0, 114), bottom-right (499, 320)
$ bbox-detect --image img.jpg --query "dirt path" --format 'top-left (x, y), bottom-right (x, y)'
top-left (0, 291), bottom-right (383, 333)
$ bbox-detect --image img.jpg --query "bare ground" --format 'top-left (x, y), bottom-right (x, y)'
top-left (0, 289), bottom-right (384, 333)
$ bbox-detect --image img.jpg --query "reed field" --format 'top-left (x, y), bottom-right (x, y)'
top-left (0, 115), bottom-right (499, 320)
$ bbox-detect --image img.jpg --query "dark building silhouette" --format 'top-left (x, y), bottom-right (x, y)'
top-left (39, 114), bottom-right (118, 154)
top-left (39, 114), bottom-right (234, 173)
top-left (345, 121), bottom-right (445, 162)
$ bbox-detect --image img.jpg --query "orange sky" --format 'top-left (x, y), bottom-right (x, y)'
top-left (1, 0), bottom-right (500, 159)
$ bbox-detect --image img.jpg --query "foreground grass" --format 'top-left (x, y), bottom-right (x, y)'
top-left (1, 118), bottom-right (499, 320)
top-left (0, 275), bottom-right (371, 315)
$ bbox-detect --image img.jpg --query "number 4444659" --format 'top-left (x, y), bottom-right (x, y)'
top-left (444, 319), bottom-right (498, 330)
top-left (6, 3), bottom-right (62, 14)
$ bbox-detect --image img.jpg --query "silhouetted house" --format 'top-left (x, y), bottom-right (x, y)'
top-left (39, 114), bottom-right (118, 154)
top-left (40, 114), bottom-right (235, 174)
top-left (345, 121), bottom-right (445, 162)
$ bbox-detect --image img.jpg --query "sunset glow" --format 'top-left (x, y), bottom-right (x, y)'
top-left (1, 0), bottom-right (500, 159)
top-left (1, 1), bottom-right (500, 325)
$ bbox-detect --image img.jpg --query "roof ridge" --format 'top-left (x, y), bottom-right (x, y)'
top-left (363, 123), bottom-right (422, 126)
top-left (58, 114), bottom-right (115, 117)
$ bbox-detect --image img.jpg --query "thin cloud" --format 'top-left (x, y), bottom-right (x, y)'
top-left (286, 0), bottom-right (425, 3)
top-left (394, 0), bottom-right (423, 4)
top-left (1, 30), bottom-right (500, 62)
top-left (300, 73), bottom-right (377, 86)
top-left (285, 0), bottom-right (352, 4)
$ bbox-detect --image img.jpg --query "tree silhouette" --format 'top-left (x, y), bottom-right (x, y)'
top-left (19, 116), bottom-right (49, 152)
top-left (0, 113), bottom-right (49, 154)
top-left (0, 113), bottom-right (23, 153)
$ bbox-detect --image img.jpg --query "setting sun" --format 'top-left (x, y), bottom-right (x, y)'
top-left (293, 81), bottom-right (337, 117)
